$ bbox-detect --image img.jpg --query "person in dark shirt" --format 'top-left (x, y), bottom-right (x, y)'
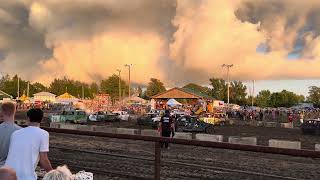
top-left (159, 110), bottom-right (173, 149)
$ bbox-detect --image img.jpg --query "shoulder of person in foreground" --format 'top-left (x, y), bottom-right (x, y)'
top-left (0, 166), bottom-right (17, 180)
top-left (39, 128), bottom-right (49, 136)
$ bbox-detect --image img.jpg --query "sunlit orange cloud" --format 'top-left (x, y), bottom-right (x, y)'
top-left (4, 0), bottom-right (320, 86)
top-left (35, 31), bottom-right (165, 85)
top-left (170, 0), bottom-right (320, 83)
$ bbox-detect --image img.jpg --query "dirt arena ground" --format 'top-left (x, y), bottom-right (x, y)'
top-left (82, 118), bottom-right (320, 150)
top-left (4, 111), bottom-right (320, 179)
top-left (49, 131), bottom-right (320, 180)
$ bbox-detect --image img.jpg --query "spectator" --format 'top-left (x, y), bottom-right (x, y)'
top-left (43, 165), bottom-right (73, 180)
top-left (0, 101), bottom-right (21, 167)
top-left (5, 108), bottom-right (53, 180)
top-left (0, 166), bottom-right (17, 180)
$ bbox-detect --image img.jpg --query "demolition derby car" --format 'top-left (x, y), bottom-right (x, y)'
top-left (136, 113), bottom-right (160, 128)
top-left (199, 112), bottom-right (228, 126)
top-left (301, 119), bottom-right (320, 135)
top-left (88, 111), bottom-right (120, 122)
top-left (49, 110), bottom-right (87, 124)
top-left (175, 115), bottom-right (215, 134)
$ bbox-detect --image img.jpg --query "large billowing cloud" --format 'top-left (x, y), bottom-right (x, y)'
top-left (1, 0), bottom-right (320, 86)
top-left (0, 0), bottom-right (176, 85)
top-left (170, 0), bottom-right (320, 84)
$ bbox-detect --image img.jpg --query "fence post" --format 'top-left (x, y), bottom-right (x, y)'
top-left (154, 141), bottom-right (161, 180)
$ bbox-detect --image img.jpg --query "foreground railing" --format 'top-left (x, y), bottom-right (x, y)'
top-left (43, 127), bottom-right (320, 180)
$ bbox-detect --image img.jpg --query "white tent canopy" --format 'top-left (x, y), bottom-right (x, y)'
top-left (166, 98), bottom-right (182, 107)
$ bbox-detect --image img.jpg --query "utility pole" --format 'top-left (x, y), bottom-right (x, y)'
top-left (82, 86), bottom-right (84, 99)
top-left (251, 80), bottom-right (255, 107)
top-left (27, 81), bottom-right (30, 97)
top-left (222, 64), bottom-right (233, 105)
top-left (116, 69), bottom-right (121, 101)
top-left (124, 64), bottom-right (132, 97)
top-left (17, 76), bottom-right (20, 99)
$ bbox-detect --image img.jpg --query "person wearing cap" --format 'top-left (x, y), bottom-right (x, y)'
top-left (159, 110), bottom-right (173, 149)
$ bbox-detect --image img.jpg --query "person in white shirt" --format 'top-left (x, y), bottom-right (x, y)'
top-left (5, 108), bottom-right (53, 180)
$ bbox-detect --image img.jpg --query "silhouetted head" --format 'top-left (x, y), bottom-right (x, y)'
top-left (27, 108), bottom-right (44, 123)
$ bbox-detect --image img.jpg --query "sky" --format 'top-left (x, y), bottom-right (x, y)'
top-left (244, 80), bottom-right (320, 97)
top-left (1, 0), bottom-right (320, 96)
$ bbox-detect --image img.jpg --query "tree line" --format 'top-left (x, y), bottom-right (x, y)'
top-left (1, 74), bottom-right (319, 108)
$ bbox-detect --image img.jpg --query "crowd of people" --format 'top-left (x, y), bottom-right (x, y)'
top-left (226, 107), bottom-right (320, 125)
top-left (0, 101), bottom-right (91, 180)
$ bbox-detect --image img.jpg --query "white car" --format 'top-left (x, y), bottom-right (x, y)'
top-left (112, 111), bottom-right (130, 121)
top-left (171, 110), bottom-right (186, 117)
top-left (152, 116), bottom-right (161, 123)
top-left (88, 111), bottom-right (105, 122)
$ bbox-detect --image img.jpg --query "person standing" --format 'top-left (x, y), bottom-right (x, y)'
top-left (159, 110), bottom-right (173, 149)
top-left (299, 111), bottom-right (304, 124)
top-left (0, 101), bottom-right (21, 168)
top-left (5, 108), bottom-right (53, 180)
top-left (259, 111), bottom-right (264, 121)
top-left (288, 113), bottom-right (293, 125)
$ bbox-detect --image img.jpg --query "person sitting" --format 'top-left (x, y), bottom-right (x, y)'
top-left (43, 165), bottom-right (73, 180)
top-left (0, 101), bottom-right (21, 167)
top-left (0, 166), bottom-right (17, 180)
top-left (5, 108), bottom-right (53, 180)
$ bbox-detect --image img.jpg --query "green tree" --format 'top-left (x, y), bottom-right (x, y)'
top-left (246, 95), bottom-right (256, 106)
top-left (29, 82), bottom-right (47, 95)
top-left (256, 90), bottom-right (271, 107)
top-left (90, 83), bottom-right (99, 95)
top-left (100, 74), bottom-right (128, 101)
top-left (269, 90), bottom-right (302, 108)
top-left (0, 74), bottom-right (49, 98)
top-left (307, 86), bottom-right (320, 107)
top-left (183, 83), bottom-right (211, 96)
top-left (0, 75), bottom-right (16, 98)
top-left (209, 78), bottom-right (227, 100)
top-left (145, 78), bottom-right (166, 98)
top-left (49, 77), bottom-right (95, 98)
top-left (229, 81), bottom-right (247, 105)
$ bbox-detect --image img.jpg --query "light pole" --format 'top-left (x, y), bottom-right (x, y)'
top-left (17, 76), bottom-right (20, 99)
top-left (251, 80), bottom-right (255, 107)
top-left (124, 64), bottom-right (132, 97)
top-left (116, 69), bottom-right (121, 101)
top-left (82, 85), bottom-right (84, 99)
top-left (27, 81), bottom-right (30, 97)
top-left (222, 64), bottom-right (233, 105)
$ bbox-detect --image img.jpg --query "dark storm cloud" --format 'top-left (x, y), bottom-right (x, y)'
top-left (235, 0), bottom-right (320, 56)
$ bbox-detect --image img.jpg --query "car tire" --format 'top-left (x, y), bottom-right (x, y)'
top-left (205, 126), bottom-right (215, 134)
top-left (176, 126), bottom-right (183, 132)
